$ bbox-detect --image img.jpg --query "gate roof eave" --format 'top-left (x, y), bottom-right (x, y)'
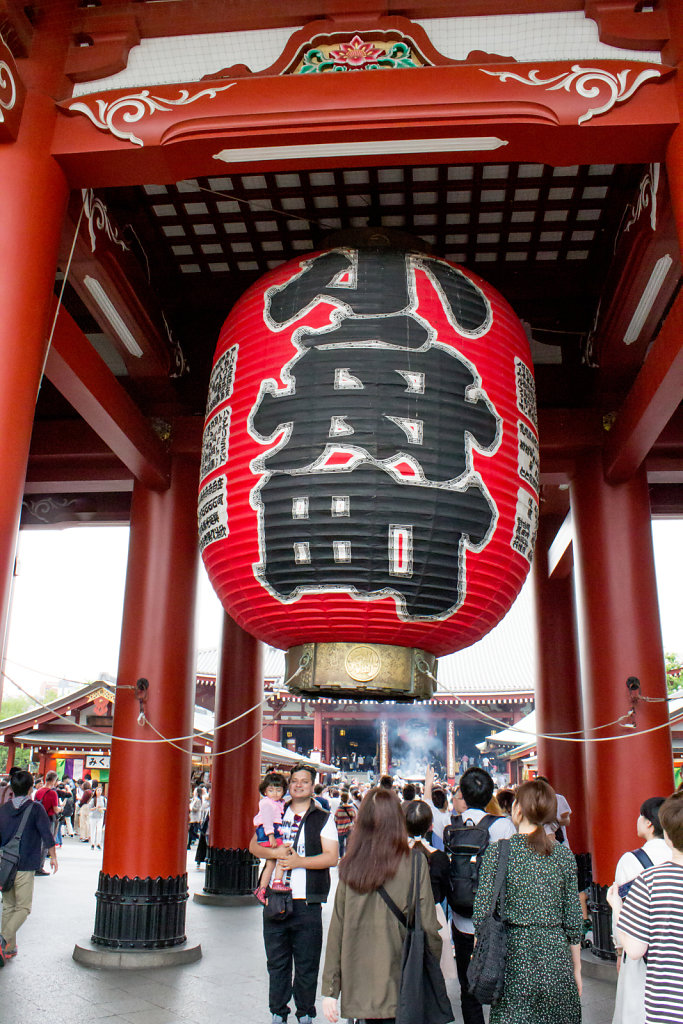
top-left (51, 60), bottom-right (678, 189)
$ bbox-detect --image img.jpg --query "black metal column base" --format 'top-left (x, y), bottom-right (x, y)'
top-left (587, 881), bottom-right (617, 961)
top-left (201, 846), bottom-right (259, 897)
top-left (92, 872), bottom-right (189, 950)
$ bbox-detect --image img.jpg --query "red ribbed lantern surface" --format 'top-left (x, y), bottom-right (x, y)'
top-left (199, 247), bottom-right (538, 658)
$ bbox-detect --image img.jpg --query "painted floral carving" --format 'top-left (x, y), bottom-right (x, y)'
top-left (299, 35), bottom-right (419, 73)
top-left (67, 83), bottom-right (235, 146)
top-left (481, 64), bottom-right (662, 124)
top-left (329, 37), bottom-right (385, 66)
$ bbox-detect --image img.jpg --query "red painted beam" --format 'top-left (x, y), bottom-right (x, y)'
top-left (537, 408), bottom-right (603, 484)
top-left (645, 406), bottom-right (683, 484)
top-left (603, 286), bottom-right (683, 484)
top-left (26, 419), bottom-right (133, 492)
top-left (44, 300), bottom-right (171, 490)
top-left (24, 462), bottom-right (134, 494)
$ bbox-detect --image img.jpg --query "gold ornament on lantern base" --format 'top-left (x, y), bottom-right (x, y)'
top-left (285, 642), bottom-right (436, 701)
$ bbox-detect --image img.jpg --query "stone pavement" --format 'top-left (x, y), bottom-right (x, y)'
top-left (0, 836), bottom-right (617, 1024)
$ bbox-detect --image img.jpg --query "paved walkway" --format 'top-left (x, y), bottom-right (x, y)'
top-left (1, 837), bottom-right (617, 1024)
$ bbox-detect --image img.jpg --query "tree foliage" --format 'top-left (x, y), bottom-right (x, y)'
top-left (0, 694), bottom-right (33, 720)
top-left (0, 747), bottom-right (33, 772)
top-left (666, 652), bottom-right (683, 694)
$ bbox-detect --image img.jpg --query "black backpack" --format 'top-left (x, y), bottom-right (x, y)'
top-left (443, 812), bottom-right (497, 917)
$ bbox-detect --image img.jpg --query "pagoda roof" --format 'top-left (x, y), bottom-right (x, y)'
top-left (0, 681), bottom-right (115, 736)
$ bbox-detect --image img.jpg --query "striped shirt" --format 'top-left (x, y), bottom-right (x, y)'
top-left (618, 862), bottom-right (683, 1024)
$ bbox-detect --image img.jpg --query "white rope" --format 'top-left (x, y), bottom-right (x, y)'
top-left (3, 662), bottom-right (675, 754)
top-left (2, 672), bottom-right (264, 757)
top-left (41, 201), bottom-right (85, 383)
top-left (2, 662), bottom-right (263, 736)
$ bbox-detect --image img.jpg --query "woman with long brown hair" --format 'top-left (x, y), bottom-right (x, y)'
top-left (321, 787), bottom-right (444, 1024)
top-left (473, 778), bottom-right (583, 1024)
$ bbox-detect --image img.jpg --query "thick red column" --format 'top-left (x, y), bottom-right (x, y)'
top-left (570, 455), bottom-right (673, 887)
top-left (533, 516), bottom-right (589, 855)
top-left (0, 90), bottom-right (68, 706)
top-left (202, 614), bottom-right (262, 901)
top-left (89, 454), bottom-right (200, 953)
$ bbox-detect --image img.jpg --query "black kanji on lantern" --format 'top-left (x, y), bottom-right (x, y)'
top-left (251, 249), bottom-right (499, 621)
top-left (254, 464), bottom-right (494, 619)
top-left (266, 249), bottom-right (491, 347)
top-left (251, 345), bottom-right (499, 480)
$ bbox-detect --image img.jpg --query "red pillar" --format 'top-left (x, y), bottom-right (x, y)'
top-left (313, 707), bottom-right (323, 755)
top-left (91, 454), bottom-right (200, 952)
top-left (263, 721), bottom-right (280, 741)
top-left (570, 455), bottom-right (673, 888)
top-left (202, 614), bottom-right (262, 900)
top-left (533, 516), bottom-right (589, 855)
top-left (5, 744), bottom-right (15, 772)
top-left (0, 90), bottom-right (69, 708)
top-left (324, 721), bottom-right (332, 764)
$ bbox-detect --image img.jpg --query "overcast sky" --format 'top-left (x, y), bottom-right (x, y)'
top-left (1, 519), bottom-right (681, 700)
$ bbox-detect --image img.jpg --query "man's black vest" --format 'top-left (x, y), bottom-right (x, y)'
top-left (298, 804), bottom-right (332, 903)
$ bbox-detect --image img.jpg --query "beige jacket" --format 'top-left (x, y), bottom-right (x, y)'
top-left (321, 852), bottom-right (443, 1020)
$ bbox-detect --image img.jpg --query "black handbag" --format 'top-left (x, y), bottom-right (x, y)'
top-left (466, 838), bottom-right (510, 1005)
top-left (378, 848), bottom-right (454, 1024)
top-left (263, 885), bottom-right (294, 920)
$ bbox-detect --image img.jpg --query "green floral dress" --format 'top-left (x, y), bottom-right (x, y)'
top-left (473, 833), bottom-right (583, 1024)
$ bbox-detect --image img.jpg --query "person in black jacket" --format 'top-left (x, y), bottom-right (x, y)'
top-left (0, 770), bottom-right (58, 964)
top-left (404, 799), bottom-right (451, 905)
top-left (249, 764), bottom-right (338, 1024)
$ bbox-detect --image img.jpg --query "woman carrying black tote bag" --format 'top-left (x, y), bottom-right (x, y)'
top-left (321, 788), bottom-right (451, 1024)
top-left (378, 848), bottom-right (454, 1024)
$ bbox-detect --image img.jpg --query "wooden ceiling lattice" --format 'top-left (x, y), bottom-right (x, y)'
top-left (56, 158), bottom-right (644, 418)
top-left (129, 161), bottom-right (625, 281)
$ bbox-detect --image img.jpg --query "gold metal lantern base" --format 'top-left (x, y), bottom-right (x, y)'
top-left (285, 642), bottom-right (437, 702)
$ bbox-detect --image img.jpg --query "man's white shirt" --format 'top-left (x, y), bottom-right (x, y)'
top-left (280, 803), bottom-right (338, 899)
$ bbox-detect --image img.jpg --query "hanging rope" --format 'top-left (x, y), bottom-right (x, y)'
top-left (41, 200), bottom-right (86, 384)
top-left (2, 671), bottom-right (265, 759)
top-left (2, 661), bottom-right (676, 757)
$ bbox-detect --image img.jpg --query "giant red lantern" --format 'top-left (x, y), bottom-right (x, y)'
top-left (200, 242), bottom-right (538, 700)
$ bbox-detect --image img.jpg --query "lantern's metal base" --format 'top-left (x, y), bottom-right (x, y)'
top-left (286, 642), bottom-right (436, 701)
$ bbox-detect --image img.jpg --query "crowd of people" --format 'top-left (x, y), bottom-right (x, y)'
top-left (0, 768), bottom-right (108, 854)
top-left (2, 758), bottom-right (683, 1024)
top-left (249, 764), bottom-right (683, 1024)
